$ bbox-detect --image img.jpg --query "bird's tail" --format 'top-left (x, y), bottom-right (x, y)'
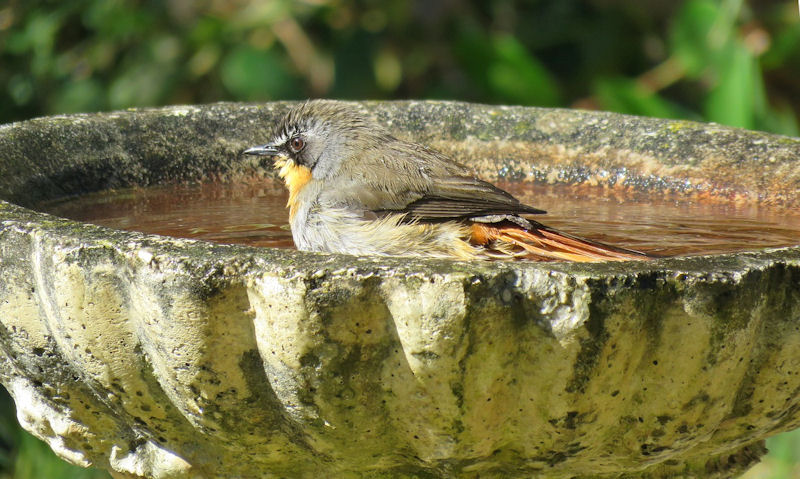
top-left (469, 222), bottom-right (653, 262)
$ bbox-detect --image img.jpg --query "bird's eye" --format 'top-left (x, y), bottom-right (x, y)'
top-left (289, 136), bottom-right (305, 153)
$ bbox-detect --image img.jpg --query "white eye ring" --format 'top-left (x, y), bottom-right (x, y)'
top-left (289, 136), bottom-right (305, 153)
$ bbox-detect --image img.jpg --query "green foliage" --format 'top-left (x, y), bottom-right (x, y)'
top-left (671, 0), bottom-right (721, 77)
top-left (1, 0), bottom-right (798, 136)
top-left (594, 77), bottom-right (690, 120)
top-left (668, 0), bottom-right (799, 134)
top-left (742, 429), bottom-right (800, 478)
top-left (9, 433), bottom-right (109, 479)
top-left (220, 45), bottom-right (295, 100)
top-left (764, 429), bottom-right (800, 478)
top-left (455, 26), bottom-right (562, 106)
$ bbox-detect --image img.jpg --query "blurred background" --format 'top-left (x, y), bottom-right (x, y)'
top-left (1, 0), bottom-right (799, 477)
top-left (2, 0), bottom-right (800, 135)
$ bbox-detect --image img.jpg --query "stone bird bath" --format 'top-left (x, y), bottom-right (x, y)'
top-left (0, 101), bottom-right (799, 479)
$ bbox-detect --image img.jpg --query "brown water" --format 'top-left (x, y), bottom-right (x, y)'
top-left (37, 179), bottom-right (800, 257)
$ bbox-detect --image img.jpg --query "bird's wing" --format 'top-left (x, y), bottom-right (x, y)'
top-left (384, 176), bottom-right (545, 221)
top-left (321, 139), bottom-right (545, 222)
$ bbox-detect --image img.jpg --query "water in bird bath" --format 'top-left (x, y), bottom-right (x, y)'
top-left (36, 179), bottom-right (800, 257)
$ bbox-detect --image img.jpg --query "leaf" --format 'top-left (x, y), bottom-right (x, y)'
top-left (765, 429), bottom-right (800, 468)
top-left (108, 63), bottom-right (171, 109)
top-left (704, 43), bottom-right (756, 129)
top-left (755, 101), bottom-right (800, 137)
top-left (452, 24), bottom-right (496, 94)
top-left (670, 0), bottom-right (721, 78)
top-left (220, 45), bottom-right (296, 100)
top-left (14, 431), bottom-right (111, 478)
top-left (594, 77), bottom-right (689, 119)
top-left (50, 79), bottom-right (105, 114)
top-left (488, 35), bottom-right (561, 106)
top-left (762, 25), bottom-right (800, 69)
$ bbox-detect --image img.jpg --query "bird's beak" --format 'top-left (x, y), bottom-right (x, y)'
top-left (242, 144), bottom-right (280, 157)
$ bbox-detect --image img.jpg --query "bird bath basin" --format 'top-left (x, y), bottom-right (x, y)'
top-left (0, 101), bottom-right (799, 479)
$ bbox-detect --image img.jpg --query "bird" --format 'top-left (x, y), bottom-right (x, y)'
top-left (243, 100), bottom-right (653, 262)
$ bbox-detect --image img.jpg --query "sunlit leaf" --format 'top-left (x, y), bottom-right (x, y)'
top-left (670, 0), bottom-right (721, 78)
top-left (373, 48), bottom-right (402, 92)
top-left (704, 43), bottom-right (755, 129)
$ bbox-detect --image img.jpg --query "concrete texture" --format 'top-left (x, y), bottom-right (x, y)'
top-left (0, 101), bottom-right (799, 478)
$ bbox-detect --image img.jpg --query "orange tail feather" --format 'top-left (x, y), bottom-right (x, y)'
top-left (470, 223), bottom-right (653, 262)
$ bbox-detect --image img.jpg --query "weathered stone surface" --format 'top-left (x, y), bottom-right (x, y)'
top-left (0, 101), bottom-right (799, 478)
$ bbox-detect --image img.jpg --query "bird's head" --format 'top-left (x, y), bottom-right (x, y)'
top-left (243, 100), bottom-right (381, 180)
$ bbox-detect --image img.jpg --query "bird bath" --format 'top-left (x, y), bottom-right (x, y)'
top-left (0, 101), bottom-right (799, 479)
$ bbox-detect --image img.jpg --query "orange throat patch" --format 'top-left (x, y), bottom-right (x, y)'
top-left (275, 157), bottom-right (313, 220)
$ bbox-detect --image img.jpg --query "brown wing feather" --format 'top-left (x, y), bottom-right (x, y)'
top-left (470, 223), bottom-right (653, 262)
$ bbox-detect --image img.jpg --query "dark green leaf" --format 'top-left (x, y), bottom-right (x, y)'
top-left (220, 46), bottom-right (296, 101)
top-left (108, 63), bottom-right (172, 109)
top-left (762, 26), bottom-right (800, 70)
top-left (50, 79), bottom-right (105, 114)
top-left (488, 35), bottom-right (561, 106)
top-left (594, 77), bottom-right (689, 119)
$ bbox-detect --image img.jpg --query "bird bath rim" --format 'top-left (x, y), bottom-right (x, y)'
top-left (1, 99), bottom-right (799, 276)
